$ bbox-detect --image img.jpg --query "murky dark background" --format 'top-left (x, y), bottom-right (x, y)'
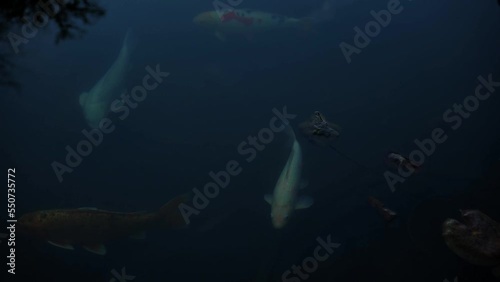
top-left (1, 0), bottom-right (500, 281)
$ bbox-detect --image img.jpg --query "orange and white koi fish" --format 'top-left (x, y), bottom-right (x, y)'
top-left (193, 9), bottom-right (312, 41)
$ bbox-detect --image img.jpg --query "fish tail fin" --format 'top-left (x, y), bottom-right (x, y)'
top-left (158, 194), bottom-right (191, 229)
top-left (119, 29), bottom-right (137, 63)
top-left (284, 123), bottom-right (297, 142)
top-left (283, 123), bottom-right (300, 153)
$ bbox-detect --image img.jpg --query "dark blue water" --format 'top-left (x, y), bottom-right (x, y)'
top-left (1, 0), bottom-right (500, 281)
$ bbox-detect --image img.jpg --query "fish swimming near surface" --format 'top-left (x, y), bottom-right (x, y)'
top-left (387, 152), bottom-right (421, 171)
top-left (79, 30), bottom-right (135, 128)
top-left (193, 9), bottom-right (312, 41)
top-left (298, 111), bottom-right (341, 147)
top-left (443, 210), bottom-right (500, 278)
top-left (17, 194), bottom-right (189, 255)
top-left (368, 196), bottom-right (397, 222)
top-left (265, 126), bottom-right (313, 229)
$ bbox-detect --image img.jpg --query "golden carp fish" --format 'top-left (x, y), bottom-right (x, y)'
top-left (18, 194), bottom-right (189, 255)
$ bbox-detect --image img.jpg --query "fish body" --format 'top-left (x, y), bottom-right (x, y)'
top-left (79, 31), bottom-right (134, 128)
top-left (193, 9), bottom-right (309, 40)
top-left (18, 195), bottom-right (188, 255)
top-left (265, 127), bottom-right (312, 229)
top-left (368, 196), bottom-right (397, 222)
top-left (387, 152), bottom-right (420, 171)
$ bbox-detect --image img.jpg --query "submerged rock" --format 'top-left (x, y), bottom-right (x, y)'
top-left (443, 210), bottom-right (500, 278)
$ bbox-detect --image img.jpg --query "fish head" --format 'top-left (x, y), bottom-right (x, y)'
top-left (443, 210), bottom-right (500, 266)
top-left (193, 11), bottom-right (221, 28)
top-left (82, 100), bottom-right (109, 128)
top-left (271, 205), bottom-right (292, 229)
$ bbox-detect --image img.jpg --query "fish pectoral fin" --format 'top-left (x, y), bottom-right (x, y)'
top-left (83, 243), bottom-right (107, 255)
top-left (295, 196), bottom-right (314, 210)
top-left (493, 265), bottom-right (500, 278)
top-left (264, 194), bottom-right (273, 205)
top-left (130, 231), bottom-right (146, 240)
top-left (48, 241), bottom-right (75, 250)
top-left (215, 31), bottom-right (227, 41)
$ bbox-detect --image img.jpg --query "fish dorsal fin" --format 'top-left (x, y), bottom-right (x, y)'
top-left (130, 231), bottom-right (146, 240)
top-left (264, 194), bottom-right (273, 205)
top-left (48, 241), bottom-right (74, 250)
top-left (83, 243), bottom-right (107, 255)
top-left (295, 196), bottom-right (314, 210)
top-left (79, 91), bottom-right (89, 106)
top-left (78, 207), bottom-right (98, 210)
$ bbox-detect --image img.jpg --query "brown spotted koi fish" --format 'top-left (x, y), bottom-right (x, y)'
top-left (17, 194), bottom-right (189, 255)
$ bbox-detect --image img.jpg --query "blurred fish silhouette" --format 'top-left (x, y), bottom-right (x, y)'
top-left (387, 152), bottom-right (421, 172)
top-left (265, 126), bottom-right (313, 229)
top-left (18, 194), bottom-right (189, 255)
top-left (368, 196), bottom-right (397, 222)
top-left (79, 30), bottom-right (135, 128)
top-left (193, 9), bottom-right (314, 41)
